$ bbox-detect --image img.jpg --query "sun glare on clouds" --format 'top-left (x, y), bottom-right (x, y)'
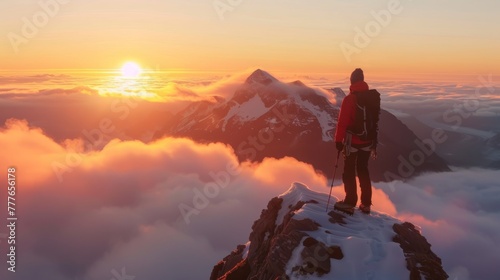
top-left (121, 62), bottom-right (142, 78)
top-left (103, 61), bottom-right (162, 101)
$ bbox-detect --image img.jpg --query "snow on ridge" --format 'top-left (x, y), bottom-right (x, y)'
top-left (242, 241), bottom-right (251, 259)
top-left (223, 70), bottom-right (337, 140)
top-left (251, 79), bottom-right (337, 141)
top-left (281, 82), bottom-right (336, 141)
top-left (279, 182), bottom-right (410, 279)
top-left (222, 94), bottom-right (269, 131)
top-left (276, 182), bottom-right (327, 226)
top-left (292, 95), bottom-right (335, 141)
top-left (282, 81), bottom-right (336, 141)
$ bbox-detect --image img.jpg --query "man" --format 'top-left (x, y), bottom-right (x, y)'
top-left (334, 68), bottom-right (377, 214)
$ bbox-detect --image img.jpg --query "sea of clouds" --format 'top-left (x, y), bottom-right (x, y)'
top-left (0, 119), bottom-right (499, 280)
top-left (0, 72), bottom-right (499, 279)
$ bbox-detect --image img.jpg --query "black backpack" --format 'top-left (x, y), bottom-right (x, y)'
top-left (347, 90), bottom-right (381, 142)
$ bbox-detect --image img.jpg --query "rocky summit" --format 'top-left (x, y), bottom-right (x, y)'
top-left (210, 183), bottom-right (448, 280)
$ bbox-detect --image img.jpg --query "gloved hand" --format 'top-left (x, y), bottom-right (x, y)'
top-left (336, 142), bottom-right (344, 152)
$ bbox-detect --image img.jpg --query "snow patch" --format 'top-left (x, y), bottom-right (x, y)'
top-left (293, 96), bottom-right (335, 141)
top-left (222, 94), bottom-right (269, 131)
top-left (242, 241), bottom-right (251, 259)
top-left (285, 236), bottom-right (307, 276)
top-left (275, 182), bottom-right (321, 226)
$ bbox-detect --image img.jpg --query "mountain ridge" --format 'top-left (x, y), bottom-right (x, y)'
top-left (156, 69), bottom-right (450, 181)
top-left (210, 182), bottom-right (449, 280)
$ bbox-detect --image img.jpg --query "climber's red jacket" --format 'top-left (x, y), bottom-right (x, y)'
top-left (334, 81), bottom-right (373, 146)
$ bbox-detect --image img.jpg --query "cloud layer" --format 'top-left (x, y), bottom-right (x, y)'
top-left (375, 170), bottom-right (500, 280)
top-left (0, 73), bottom-right (499, 279)
top-left (0, 119), bottom-right (325, 280)
top-left (0, 119), bottom-right (499, 280)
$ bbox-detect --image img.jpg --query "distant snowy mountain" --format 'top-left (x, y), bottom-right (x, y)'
top-left (210, 183), bottom-right (448, 280)
top-left (157, 69), bottom-right (450, 181)
top-left (165, 69), bottom-right (337, 141)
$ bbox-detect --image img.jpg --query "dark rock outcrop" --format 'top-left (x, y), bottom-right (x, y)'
top-left (393, 222), bottom-right (449, 280)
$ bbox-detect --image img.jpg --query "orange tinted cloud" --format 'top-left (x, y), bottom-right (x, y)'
top-left (0, 119), bottom-right (66, 184)
top-left (252, 156), bottom-right (326, 188)
top-left (1, 119), bottom-right (499, 280)
top-left (0, 119), bottom-right (329, 279)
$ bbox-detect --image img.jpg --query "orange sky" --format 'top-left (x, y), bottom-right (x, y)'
top-left (1, 1), bottom-right (499, 80)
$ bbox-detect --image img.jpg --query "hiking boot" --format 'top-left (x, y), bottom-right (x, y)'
top-left (334, 201), bottom-right (355, 215)
top-left (359, 204), bottom-right (371, 214)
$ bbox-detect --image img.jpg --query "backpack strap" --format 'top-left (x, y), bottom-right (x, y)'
top-left (344, 132), bottom-right (352, 157)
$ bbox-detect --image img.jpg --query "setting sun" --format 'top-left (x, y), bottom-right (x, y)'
top-left (120, 62), bottom-right (142, 78)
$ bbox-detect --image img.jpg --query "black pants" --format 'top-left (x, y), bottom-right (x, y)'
top-left (342, 149), bottom-right (372, 206)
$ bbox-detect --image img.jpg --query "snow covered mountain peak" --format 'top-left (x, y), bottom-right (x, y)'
top-left (245, 69), bottom-right (279, 85)
top-left (230, 70), bottom-right (338, 141)
top-left (210, 182), bottom-right (448, 280)
top-left (158, 70), bottom-right (450, 181)
top-left (162, 69), bottom-right (339, 141)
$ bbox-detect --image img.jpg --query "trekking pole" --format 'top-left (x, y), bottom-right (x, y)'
top-left (326, 150), bottom-right (341, 212)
